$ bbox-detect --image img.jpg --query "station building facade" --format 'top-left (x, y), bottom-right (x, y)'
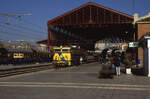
top-left (134, 13), bottom-right (150, 65)
top-left (38, 2), bottom-right (134, 50)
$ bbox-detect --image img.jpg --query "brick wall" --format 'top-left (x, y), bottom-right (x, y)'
top-left (138, 24), bottom-right (150, 40)
top-left (138, 23), bottom-right (150, 64)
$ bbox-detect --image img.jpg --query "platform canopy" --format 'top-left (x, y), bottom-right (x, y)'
top-left (38, 2), bottom-right (134, 49)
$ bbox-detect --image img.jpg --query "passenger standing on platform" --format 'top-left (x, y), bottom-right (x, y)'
top-left (114, 53), bottom-right (121, 76)
top-left (99, 54), bottom-right (104, 64)
top-left (80, 56), bottom-right (83, 65)
top-left (101, 53), bottom-right (106, 64)
top-left (111, 56), bottom-right (115, 69)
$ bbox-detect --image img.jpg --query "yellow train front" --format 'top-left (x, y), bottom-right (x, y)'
top-left (53, 46), bottom-right (71, 67)
top-left (53, 46), bottom-right (87, 67)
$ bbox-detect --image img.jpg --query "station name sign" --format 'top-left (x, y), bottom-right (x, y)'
top-left (129, 42), bottom-right (139, 47)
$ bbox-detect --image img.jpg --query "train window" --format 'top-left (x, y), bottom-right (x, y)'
top-left (62, 49), bottom-right (70, 53)
top-left (19, 53), bottom-right (24, 56)
top-left (54, 49), bottom-right (61, 53)
top-left (14, 53), bottom-right (18, 56)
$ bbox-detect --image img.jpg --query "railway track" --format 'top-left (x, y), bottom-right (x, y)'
top-left (0, 63), bottom-right (54, 78)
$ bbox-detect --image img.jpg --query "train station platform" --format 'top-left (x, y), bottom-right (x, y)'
top-left (83, 62), bottom-right (150, 86)
top-left (0, 62), bottom-right (149, 99)
top-left (0, 62), bottom-right (149, 86)
top-left (0, 63), bottom-right (52, 71)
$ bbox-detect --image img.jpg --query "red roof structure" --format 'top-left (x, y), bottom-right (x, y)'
top-left (38, 2), bottom-right (134, 49)
top-left (48, 2), bottom-right (133, 25)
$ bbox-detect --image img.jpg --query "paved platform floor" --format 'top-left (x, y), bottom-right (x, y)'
top-left (0, 62), bottom-right (150, 99)
top-left (0, 63), bottom-right (52, 70)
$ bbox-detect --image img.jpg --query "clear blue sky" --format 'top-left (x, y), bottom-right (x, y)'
top-left (0, 0), bottom-right (150, 42)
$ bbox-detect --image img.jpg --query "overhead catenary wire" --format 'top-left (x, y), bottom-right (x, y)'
top-left (0, 25), bottom-right (45, 40)
top-left (6, 23), bottom-right (47, 35)
top-left (0, 14), bottom-right (48, 44)
top-left (0, 29), bottom-right (42, 40)
top-left (14, 17), bottom-right (47, 32)
top-left (0, 23), bottom-right (46, 37)
top-left (0, 18), bottom-right (47, 36)
top-left (0, 32), bottom-right (24, 41)
top-left (0, 20), bottom-right (47, 41)
top-left (11, 17), bottom-right (47, 33)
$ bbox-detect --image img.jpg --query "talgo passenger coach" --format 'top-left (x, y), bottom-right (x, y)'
top-left (0, 47), bottom-right (52, 65)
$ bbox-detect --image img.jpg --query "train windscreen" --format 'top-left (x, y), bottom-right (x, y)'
top-left (54, 49), bottom-right (61, 53)
top-left (62, 49), bottom-right (70, 53)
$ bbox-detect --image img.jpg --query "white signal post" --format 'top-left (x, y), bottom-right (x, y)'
top-left (143, 36), bottom-right (150, 77)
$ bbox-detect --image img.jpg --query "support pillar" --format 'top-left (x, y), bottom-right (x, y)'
top-left (76, 12), bottom-right (78, 24)
top-left (96, 8), bottom-right (99, 24)
top-left (69, 15), bottom-right (72, 25)
top-left (47, 27), bottom-right (50, 50)
top-left (103, 10), bottom-right (106, 24)
top-left (147, 39), bottom-right (150, 77)
top-left (82, 8), bottom-right (85, 23)
top-left (148, 46), bottom-right (150, 77)
top-left (110, 13), bottom-right (113, 24)
top-left (89, 6), bottom-right (92, 23)
top-left (143, 37), bottom-right (150, 77)
top-left (118, 15), bottom-right (120, 24)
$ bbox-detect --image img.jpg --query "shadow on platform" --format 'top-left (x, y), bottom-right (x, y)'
top-left (131, 67), bottom-right (145, 76)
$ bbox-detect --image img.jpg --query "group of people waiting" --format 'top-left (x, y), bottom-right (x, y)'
top-left (99, 49), bottom-right (127, 76)
top-left (99, 48), bottom-right (134, 76)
